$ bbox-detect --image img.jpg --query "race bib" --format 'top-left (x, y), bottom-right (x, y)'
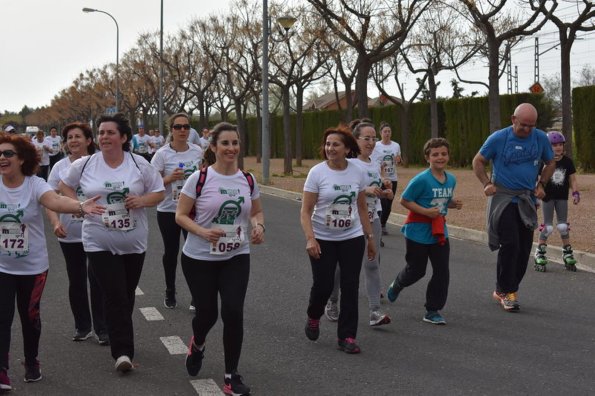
top-left (366, 195), bottom-right (377, 220)
top-left (210, 223), bottom-right (245, 255)
top-left (102, 202), bottom-right (135, 231)
top-left (138, 144), bottom-right (148, 154)
top-left (325, 203), bottom-right (354, 230)
top-left (383, 160), bottom-right (395, 178)
top-left (0, 222), bottom-right (29, 256)
top-left (172, 180), bottom-right (184, 202)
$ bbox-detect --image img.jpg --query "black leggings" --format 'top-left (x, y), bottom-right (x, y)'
top-left (181, 253), bottom-right (249, 373)
top-left (380, 181), bottom-right (398, 227)
top-left (157, 211), bottom-right (188, 292)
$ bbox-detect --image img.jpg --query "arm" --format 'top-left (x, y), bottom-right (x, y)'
top-left (357, 191), bottom-right (376, 261)
top-left (175, 193), bottom-right (225, 243)
top-left (472, 152), bottom-right (496, 196)
top-left (447, 198), bottom-right (463, 210)
top-left (570, 173), bottom-right (580, 204)
top-left (39, 190), bottom-right (103, 216)
top-left (44, 207), bottom-right (67, 238)
top-left (125, 191), bottom-right (165, 209)
top-left (249, 198), bottom-right (265, 244)
top-left (300, 191), bottom-right (321, 259)
top-left (401, 197), bottom-right (441, 219)
top-left (535, 159), bottom-right (555, 199)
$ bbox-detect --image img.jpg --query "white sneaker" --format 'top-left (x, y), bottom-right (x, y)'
top-left (115, 355), bottom-right (133, 372)
top-left (324, 301), bottom-right (339, 322)
top-left (369, 310), bottom-right (391, 326)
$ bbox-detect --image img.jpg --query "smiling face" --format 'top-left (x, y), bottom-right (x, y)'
top-left (425, 145), bottom-right (449, 172)
top-left (66, 127), bottom-right (92, 156)
top-left (324, 133), bottom-right (350, 161)
top-left (212, 130), bottom-right (240, 164)
top-left (97, 121), bottom-right (126, 153)
top-left (356, 126), bottom-right (377, 158)
top-left (0, 143), bottom-right (24, 177)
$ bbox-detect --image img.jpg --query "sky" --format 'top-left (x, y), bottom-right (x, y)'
top-left (1, 0), bottom-right (593, 114)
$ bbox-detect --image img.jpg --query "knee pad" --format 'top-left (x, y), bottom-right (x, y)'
top-left (556, 223), bottom-right (569, 237)
top-left (540, 224), bottom-right (554, 237)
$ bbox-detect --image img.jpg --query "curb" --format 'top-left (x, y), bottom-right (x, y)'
top-left (260, 185), bottom-right (595, 273)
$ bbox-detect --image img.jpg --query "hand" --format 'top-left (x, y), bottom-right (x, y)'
top-left (202, 227), bottom-right (226, 244)
top-left (535, 198), bottom-right (541, 209)
top-left (250, 224), bottom-right (264, 244)
top-left (483, 183), bottom-right (496, 197)
top-left (425, 206), bottom-right (441, 219)
top-left (452, 198), bottom-right (463, 210)
top-left (534, 184), bottom-right (546, 200)
top-left (125, 195), bottom-right (145, 210)
top-left (306, 237), bottom-right (321, 259)
top-left (81, 195), bottom-right (105, 215)
top-left (53, 223), bottom-right (67, 238)
top-left (572, 191), bottom-right (580, 205)
top-left (365, 186), bottom-right (383, 197)
top-left (170, 168), bottom-right (185, 182)
top-left (382, 179), bottom-right (392, 190)
top-left (366, 240), bottom-right (376, 261)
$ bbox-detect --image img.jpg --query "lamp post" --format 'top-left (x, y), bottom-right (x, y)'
top-left (83, 7), bottom-right (120, 113)
top-left (261, 1), bottom-right (295, 184)
top-left (159, 0), bottom-right (164, 137)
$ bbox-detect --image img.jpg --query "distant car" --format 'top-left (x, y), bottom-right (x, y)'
top-left (25, 126), bottom-right (40, 138)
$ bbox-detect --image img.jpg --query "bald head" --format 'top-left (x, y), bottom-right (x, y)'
top-left (511, 103), bottom-right (538, 138)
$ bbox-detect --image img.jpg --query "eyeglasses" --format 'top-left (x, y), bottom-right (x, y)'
top-left (0, 150), bottom-right (17, 158)
top-left (172, 124), bottom-right (191, 131)
top-left (357, 137), bottom-right (379, 142)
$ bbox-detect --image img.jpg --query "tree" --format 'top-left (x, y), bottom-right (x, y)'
top-left (451, 79), bottom-right (465, 98)
top-left (575, 64), bottom-right (595, 86)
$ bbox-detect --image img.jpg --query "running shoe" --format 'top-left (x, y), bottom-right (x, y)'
top-left (493, 290), bottom-right (519, 312)
top-left (96, 333), bottom-right (110, 346)
top-left (369, 310), bottom-right (391, 326)
top-left (185, 336), bottom-right (204, 377)
top-left (0, 368), bottom-right (11, 391)
top-left (114, 355), bottom-right (133, 373)
top-left (223, 372), bottom-right (251, 396)
top-left (164, 289), bottom-right (177, 309)
top-left (23, 360), bottom-right (41, 383)
top-left (305, 318), bottom-right (320, 341)
top-left (324, 301), bottom-right (339, 322)
top-left (387, 279), bottom-right (402, 303)
top-left (423, 310), bottom-right (446, 325)
top-left (337, 337), bottom-right (361, 354)
top-left (72, 329), bottom-right (92, 341)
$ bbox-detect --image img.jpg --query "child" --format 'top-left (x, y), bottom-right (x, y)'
top-left (386, 138), bottom-right (462, 325)
top-left (534, 131), bottom-right (580, 272)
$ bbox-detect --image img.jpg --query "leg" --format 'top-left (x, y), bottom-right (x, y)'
top-left (336, 236), bottom-right (365, 340)
top-left (363, 218), bottom-right (383, 312)
top-left (425, 240), bottom-right (450, 312)
top-left (87, 263), bottom-right (107, 336)
top-left (554, 200), bottom-right (576, 270)
top-left (157, 211), bottom-right (183, 305)
top-left (0, 272), bottom-right (17, 371)
top-left (15, 271), bottom-right (48, 367)
top-left (218, 254), bottom-right (250, 373)
top-left (380, 181), bottom-right (398, 230)
top-left (59, 242), bottom-right (92, 335)
top-left (396, 238), bottom-right (430, 288)
top-left (496, 203), bottom-right (524, 293)
top-left (307, 239), bottom-right (340, 320)
top-left (535, 200), bottom-right (555, 271)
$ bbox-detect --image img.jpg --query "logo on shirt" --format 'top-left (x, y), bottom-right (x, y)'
top-left (333, 184), bottom-right (352, 193)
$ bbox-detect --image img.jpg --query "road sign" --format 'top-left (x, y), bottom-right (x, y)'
top-left (529, 82), bottom-right (544, 94)
top-left (106, 106), bottom-right (117, 115)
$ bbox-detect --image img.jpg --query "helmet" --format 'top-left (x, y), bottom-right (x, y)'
top-left (547, 131), bottom-right (565, 144)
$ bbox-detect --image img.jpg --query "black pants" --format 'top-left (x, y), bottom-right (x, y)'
top-left (307, 236), bottom-right (364, 340)
top-left (395, 238), bottom-right (450, 312)
top-left (157, 211), bottom-right (187, 292)
top-left (49, 152), bottom-right (63, 170)
top-left (0, 270), bottom-right (48, 369)
top-left (87, 251), bottom-right (145, 360)
top-left (496, 203), bottom-right (534, 293)
top-left (59, 242), bottom-right (106, 335)
top-left (36, 165), bottom-right (49, 181)
top-left (182, 253), bottom-right (249, 373)
top-left (380, 181), bottom-right (398, 227)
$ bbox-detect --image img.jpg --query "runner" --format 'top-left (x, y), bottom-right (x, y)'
top-left (44, 127), bottom-right (63, 170)
top-left (32, 130), bottom-right (50, 181)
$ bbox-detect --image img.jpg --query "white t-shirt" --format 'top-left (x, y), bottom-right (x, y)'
top-left (44, 135), bottom-right (62, 157)
top-left (151, 143), bottom-right (204, 213)
top-left (348, 158), bottom-right (382, 221)
top-left (303, 161), bottom-right (366, 241)
top-left (33, 139), bottom-right (50, 166)
top-left (372, 141), bottom-right (401, 181)
top-left (198, 137), bottom-right (210, 151)
top-left (187, 128), bottom-right (201, 145)
top-left (48, 157), bottom-right (86, 243)
top-left (151, 135), bottom-right (165, 153)
top-left (181, 167), bottom-right (260, 261)
top-left (0, 176), bottom-right (53, 275)
top-left (62, 153), bottom-right (165, 255)
top-left (132, 134), bottom-right (152, 155)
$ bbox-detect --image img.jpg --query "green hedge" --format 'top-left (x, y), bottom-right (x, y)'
top-left (572, 85), bottom-right (595, 171)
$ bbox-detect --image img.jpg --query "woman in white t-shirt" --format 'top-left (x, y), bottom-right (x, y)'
top-left (151, 112), bottom-right (203, 310)
top-left (175, 122), bottom-right (264, 396)
top-left (32, 131), bottom-right (50, 181)
top-left (60, 113), bottom-right (165, 373)
top-left (0, 134), bottom-right (103, 389)
top-left (46, 122), bottom-right (107, 345)
top-left (300, 126), bottom-right (376, 355)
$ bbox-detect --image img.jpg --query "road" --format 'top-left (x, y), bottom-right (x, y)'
top-left (6, 193), bottom-right (595, 395)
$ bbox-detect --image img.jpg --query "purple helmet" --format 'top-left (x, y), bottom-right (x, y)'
top-left (547, 131), bottom-right (565, 144)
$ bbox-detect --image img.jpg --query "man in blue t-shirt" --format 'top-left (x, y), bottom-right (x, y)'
top-left (472, 103), bottom-right (555, 312)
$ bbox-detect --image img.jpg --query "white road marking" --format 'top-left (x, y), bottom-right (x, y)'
top-left (160, 335), bottom-right (187, 355)
top-left (190, 379), bottom-right (224, 395)
top-left (139, 307), bottom-right (164, 321)
top-left (135, 287), bottom-right (144, 295)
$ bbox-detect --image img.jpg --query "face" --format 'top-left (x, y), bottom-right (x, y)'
top-left (171, 117), bottom-right (190, 142)
top-left (0, 143), bottom-right (23, 176)
top-left (50, 128), bottom-right (58, 137)
top-left (325, 133), bottom-right (350, 161)
top-left (213, 130), bottom-right (240, 163)
top-left (356, 126), bottom-right (377, 157)
top-left (138, 127), bottom-right (145, 135)
top-left (511, 114), bottom-right (536, 139)
top-left (425, 145), bottom-right (449, 171)
top-left (552, 142), bottom-right (564, 157)
top-left (98, 121), bottom-right (126, 152)
top-left (36, 132), bottom-right (44, 141)
top-left (381, 127), bottom-right (392, 141)
top-left (67, 128), bottom-right (92, 156)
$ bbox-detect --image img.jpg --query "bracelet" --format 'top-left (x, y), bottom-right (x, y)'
top-left (78, 202), bottom-right (85, 217)
top-left (257, 223), bottom-right (266, 233)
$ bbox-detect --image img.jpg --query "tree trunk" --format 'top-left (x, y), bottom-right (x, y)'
top-left (282, 86), bottom-right (293, 175)
top-left (428, 71), bottom-right (439, 138)
top-left (295, 86), bottom-right (304, 166)
top-left (559, 33), bottom-right (574, 159)
top-left (356, 59), bottom-right (370, 118)
top-left (234, 99), bottom-right (245, 169)
top-left (255, 99), bottom-right (262, 163)
top-left (399, 103), bottom-right (411, 165)
top-left (487, 38), bottom-right (502, 132)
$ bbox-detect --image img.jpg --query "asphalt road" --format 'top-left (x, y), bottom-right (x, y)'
top-left (6, 193), bottom-right (595, 395)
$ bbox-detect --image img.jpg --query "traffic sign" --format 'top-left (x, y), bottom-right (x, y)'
top-left (529, 82), bottom-right (544, 94)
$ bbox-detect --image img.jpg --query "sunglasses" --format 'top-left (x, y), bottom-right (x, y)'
top-left (172, 124), bottom-right (191, 130)
top-left (0, 150), bottom-right (17, 158)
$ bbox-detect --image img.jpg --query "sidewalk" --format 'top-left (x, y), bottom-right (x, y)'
top-left (260, 185), bottom-right (595, 274)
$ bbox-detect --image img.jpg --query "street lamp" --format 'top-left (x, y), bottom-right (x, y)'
top-left (261, 1), bottom-right (296, 184)
top-left (83, 7), bottom-right (120, 113)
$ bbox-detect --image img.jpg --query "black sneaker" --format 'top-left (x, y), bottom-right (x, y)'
top-left (304, 318), bottom-right (320, 341)
top-left (0, 368), bottom-right (12, 391)
top-left (96, 333), bottom-right (110, 346)
top-left (185, 336), bottom-right (204, 376)
top-left (164, 289), bottom-right (177, 309)
top-left (72, 329), bottom-right (92, 341)
top-left (337, 337), bottom-right (361, 354)
top-left (223, 372), bottom-right (250, 396)
top-left (23, 360), bottom-right (42, 383)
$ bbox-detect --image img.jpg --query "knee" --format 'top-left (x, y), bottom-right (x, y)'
top-left (556, 223), bottom-right (569, 237)
top-left (221, 305), bottom-right (243, 326)
top-left (539, 224), bottom-right (554, 237)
